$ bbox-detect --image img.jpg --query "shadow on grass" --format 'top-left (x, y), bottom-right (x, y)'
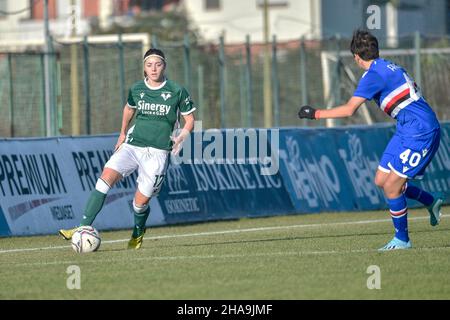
top-left (152, 227), bottom-right (450, 249)
top-left (96, 227), bottom-right (450, 253)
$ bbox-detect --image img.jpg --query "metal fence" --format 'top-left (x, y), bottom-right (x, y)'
top-left (1, 32), bottom-right (450, 138)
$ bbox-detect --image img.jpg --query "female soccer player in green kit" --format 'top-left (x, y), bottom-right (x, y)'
top-left (60, 48), bottom-right (196, 249)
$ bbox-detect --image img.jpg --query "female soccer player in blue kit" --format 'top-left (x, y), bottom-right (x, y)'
top-left (298, 29), bottom-right (443, 250)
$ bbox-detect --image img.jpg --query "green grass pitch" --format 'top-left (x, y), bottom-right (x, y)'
top-left (0, 207), bottom-right (449, 300)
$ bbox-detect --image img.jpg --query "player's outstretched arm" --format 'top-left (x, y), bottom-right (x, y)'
top-left (298, 96), bottom-right (366, 120)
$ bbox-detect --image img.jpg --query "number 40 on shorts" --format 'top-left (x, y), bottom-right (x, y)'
top-left (399, 149), bottom-right (422, 168)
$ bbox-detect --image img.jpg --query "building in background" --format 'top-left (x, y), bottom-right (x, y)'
top-left (0, 0), bottom-right (449, 44)
top-left (182, 0), bottom-right (320, 43)
top-left (0, 0), bottom-right (110, 41)
top-left (0, 0), bottom-right (178, 42)
top-left (182, 0), bottom-right (449, 44)
top-left (321, 0), bottom-right (447, 46)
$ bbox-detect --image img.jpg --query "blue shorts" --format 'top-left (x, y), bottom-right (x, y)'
top-left (379, 129), bottom-right (441, 179)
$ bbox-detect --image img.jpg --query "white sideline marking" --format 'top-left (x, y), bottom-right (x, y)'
top-left (0, 214), bottom-right (446, 254)
top-left (4, 246), bottom-right (450, 268)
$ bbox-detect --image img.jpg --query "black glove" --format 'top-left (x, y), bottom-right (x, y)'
top-left (298, 105), bottom-right (317, 119)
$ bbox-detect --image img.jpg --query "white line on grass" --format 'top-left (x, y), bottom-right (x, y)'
top-left (0, 214), bottom-right (446, 254)
top-left (4, 246), bottom-right (450, 268)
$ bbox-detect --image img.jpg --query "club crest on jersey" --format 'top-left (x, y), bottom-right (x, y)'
top-left (161, 92), bottom-right (172, 101)
top-left (140, 92), bottom-right (145, 99)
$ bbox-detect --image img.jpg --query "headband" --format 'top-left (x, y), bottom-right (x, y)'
top-left (143, 54), bottom-right (166, 63)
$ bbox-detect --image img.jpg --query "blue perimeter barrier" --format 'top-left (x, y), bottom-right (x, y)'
top-left (0, 122), bottom-right (448, 236)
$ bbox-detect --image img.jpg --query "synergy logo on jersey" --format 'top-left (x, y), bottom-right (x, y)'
top-left (161, 92), bottom-right (172, 101)
top-left (137, 100), bottom-right (171, 115)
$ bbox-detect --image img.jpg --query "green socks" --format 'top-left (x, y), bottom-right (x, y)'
top-left (132, 207), bottom-right (150, 238)
top-left (80, 190), bottom-right (107, 226)
top-left (80, 186), bottom-right (150, 239)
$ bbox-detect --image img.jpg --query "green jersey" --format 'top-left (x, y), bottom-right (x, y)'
top-left (125, 79), bottom-right (196, 150)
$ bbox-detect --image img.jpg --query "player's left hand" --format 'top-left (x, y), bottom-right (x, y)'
top-left (114, 133), bottom-right (126, 151)
top-left (170, 128), bottom-right (190, 156)
top-left (298, 105), bottom-right (317, 119)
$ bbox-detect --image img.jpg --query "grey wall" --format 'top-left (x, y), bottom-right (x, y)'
top-left (321, 0), bottom-right (447, 39)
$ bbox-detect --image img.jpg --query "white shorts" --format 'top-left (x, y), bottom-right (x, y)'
top-left (105, 143), bottom-right (169, 198)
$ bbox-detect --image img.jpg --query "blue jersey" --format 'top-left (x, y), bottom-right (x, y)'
top-left (353, 58), bottom-right (439, 137)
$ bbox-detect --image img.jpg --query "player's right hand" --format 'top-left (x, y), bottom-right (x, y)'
top-left (298, 105), bottom-right (317, 119)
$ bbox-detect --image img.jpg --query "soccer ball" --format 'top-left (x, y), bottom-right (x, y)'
top-left (71, 226), bottom-right (101, 253)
